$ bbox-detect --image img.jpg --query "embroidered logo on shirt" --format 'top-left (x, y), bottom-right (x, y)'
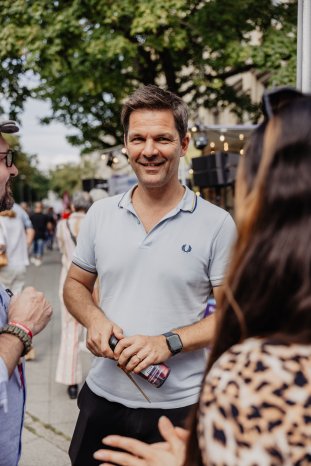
top-left (181, 244), bottom-right (192, 253)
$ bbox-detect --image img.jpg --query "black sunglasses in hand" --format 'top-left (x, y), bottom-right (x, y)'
top-left (262, 87), bottom-right (305, 120)
top-left (0, 149), bottom-right (16, 168)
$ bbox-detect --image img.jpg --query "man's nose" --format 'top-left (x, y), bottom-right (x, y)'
top-left (142, 138), bottom-right (158, 157)
top-left (9, 164), bottom-right (18, 178)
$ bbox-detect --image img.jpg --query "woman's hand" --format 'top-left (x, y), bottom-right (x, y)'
top-left (93, 416), bottom-right (188, 466)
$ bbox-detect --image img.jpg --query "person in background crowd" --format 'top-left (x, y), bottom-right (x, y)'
top-left (0, 119), bottom-right (52, 466)
top-left (64, 85), bottom-right (236, 466)
top-left (55, 192), bottom-right (92, 400)
top-left (0, 209), bottom-right (29, 295)
top-left (94, 87), bottom-right (311, 466)
top-left (30, 202), bottom-right (49, 266)
top-left (61, 206), bottom-right (72, 220)
top-left (13, 202), bottom-right (35, 249)
top-left (46, 206), bottom-right (57, 251)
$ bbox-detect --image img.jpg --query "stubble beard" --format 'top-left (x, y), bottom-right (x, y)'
top-left (0, 179), bottom-right (14, 212)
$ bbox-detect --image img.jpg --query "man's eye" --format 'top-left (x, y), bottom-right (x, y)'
top-left (131, 137), bottom-right (144, 143)
top-left (157, 138), bottom-right (171, 143)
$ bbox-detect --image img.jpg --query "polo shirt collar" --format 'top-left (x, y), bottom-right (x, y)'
top-left (118, 184), bottom-right (197, 213)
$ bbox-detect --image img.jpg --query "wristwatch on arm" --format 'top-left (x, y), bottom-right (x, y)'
top-left (163, 331), bottom-right (183, 355)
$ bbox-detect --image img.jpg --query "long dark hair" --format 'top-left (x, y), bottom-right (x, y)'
top-left (184, 97), bottom-right (311, 466)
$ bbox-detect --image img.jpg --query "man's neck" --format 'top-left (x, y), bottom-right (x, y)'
top-left (132, 181), bottom-right (185, 210)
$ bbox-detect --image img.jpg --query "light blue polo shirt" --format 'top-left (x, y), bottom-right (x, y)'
top-left (73, 185), bottom-right (236, 408)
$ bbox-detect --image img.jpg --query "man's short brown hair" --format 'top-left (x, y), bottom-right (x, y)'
top-left (121, 85), bottom-right (188, 141)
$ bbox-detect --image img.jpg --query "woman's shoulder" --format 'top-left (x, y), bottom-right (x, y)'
top-left (208, 337), bottom-right (311, 385)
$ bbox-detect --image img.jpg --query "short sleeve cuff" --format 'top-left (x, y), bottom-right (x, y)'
top-left (72, 257), bottom-right (97, 274)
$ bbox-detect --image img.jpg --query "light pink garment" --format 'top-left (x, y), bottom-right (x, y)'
top-left (55, 213), bottom-right (86, 385)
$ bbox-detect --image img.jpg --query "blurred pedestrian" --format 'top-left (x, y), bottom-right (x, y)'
top-left (55, 191), bottom-right (92, 400)
top-left (0, 209), bottom-right (29, 295)
top-left (46, 206), bottom-right (57, 250)
top-left (13, 202), bottom-right (35, 249)
top-left (30, 202), bottom-right (49, 266)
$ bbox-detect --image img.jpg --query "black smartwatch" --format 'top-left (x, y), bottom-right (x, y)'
top-left (163, 331), bottom-right (183, 355)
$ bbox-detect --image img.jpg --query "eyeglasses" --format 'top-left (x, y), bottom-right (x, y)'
top-left (262, 87), bottom-right (304, 120)
top-left (0, 149), bottom-right (16, 167)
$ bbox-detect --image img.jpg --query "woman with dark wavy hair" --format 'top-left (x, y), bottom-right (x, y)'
top-left (94, 90), bottom-right (311, 466)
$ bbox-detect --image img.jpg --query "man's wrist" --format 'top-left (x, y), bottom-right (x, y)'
top-left (8, 321), bottom-right (33, 339)
top-left (0, 324), bottom-right (32, 357)
top-left (163, 331), bottom-right (183, 355)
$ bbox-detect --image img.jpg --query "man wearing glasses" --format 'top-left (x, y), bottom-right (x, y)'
top-left (0, 120), bottom-right (53, 466)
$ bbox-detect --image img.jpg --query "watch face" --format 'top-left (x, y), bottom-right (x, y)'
top-left (168, 334), bottom-right (182, 353)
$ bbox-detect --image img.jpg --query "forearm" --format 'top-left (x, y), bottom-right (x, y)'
top-left (173, 313), bottom-right (216, 352)
top-left (63, 275), bottom-right (103, 328)
top-left (0, 334), bottom-right (24, 377)
top-left (64, 266), bottom-right (124, 358)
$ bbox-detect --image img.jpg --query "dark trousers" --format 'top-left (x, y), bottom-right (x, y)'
top-left (69, 382), bottom-right (194, 466)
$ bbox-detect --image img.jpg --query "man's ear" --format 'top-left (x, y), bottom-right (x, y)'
top-left (180, 133), bottom-right (190, 157)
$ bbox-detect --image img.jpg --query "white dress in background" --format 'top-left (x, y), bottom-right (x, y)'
top-left (55, 212), bottom-right (86, 386)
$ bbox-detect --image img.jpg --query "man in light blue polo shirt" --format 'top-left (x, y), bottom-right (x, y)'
top-left (64, 85), bottom-right (236, 466)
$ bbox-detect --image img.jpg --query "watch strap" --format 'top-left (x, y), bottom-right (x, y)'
top-left (163, 331), bottom-right (175, 338)
top-left (0, 324), bottom-right (32, 356)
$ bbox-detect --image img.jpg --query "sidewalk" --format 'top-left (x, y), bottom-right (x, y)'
top-left (19, 249), bottom-right (92, 466)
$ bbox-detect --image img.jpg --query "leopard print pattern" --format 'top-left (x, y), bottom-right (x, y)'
top-left (198, 338), bottom-right (311, 466)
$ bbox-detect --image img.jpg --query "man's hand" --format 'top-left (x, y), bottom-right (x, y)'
top-left (113, 334), bottom-right (171, 373)
top-left (8, 286), bottom-right (52, 336)
top-left (93, 416), bottom-right (188, 466)
top-left (86, 313), bottom-right (124, 359)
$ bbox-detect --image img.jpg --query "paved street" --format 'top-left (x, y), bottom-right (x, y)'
top-left (19, 248), bottom-right (92, 466)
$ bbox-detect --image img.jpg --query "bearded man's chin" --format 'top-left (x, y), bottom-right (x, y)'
top-left (0, 181), bottom-right (14, 211)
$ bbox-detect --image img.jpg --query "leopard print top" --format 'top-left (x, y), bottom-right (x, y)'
top-left (198, 338), bottom-right (311, 466)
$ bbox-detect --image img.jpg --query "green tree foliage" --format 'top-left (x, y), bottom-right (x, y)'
top-left (0, 0), bottom-right (297, 152)
top-left (48, 163), bottom-right (83, 197)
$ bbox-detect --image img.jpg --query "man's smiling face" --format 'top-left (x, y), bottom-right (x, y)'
top-left (125, 109), bottom-right (189, 190)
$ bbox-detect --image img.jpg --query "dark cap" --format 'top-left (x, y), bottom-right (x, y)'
top-left (0, 119), bottom-right (19, 134)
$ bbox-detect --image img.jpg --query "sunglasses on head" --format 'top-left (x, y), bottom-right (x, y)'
top-left (0, 149), bottom-right (16, 168)
top-left (262, 87), bottom-right (305, 120)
